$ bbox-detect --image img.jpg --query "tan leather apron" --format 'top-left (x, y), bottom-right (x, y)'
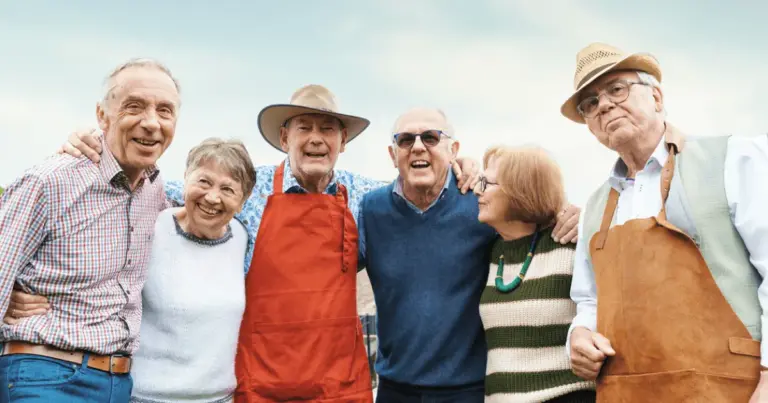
top-left (589, 143), bottom-right (761, 402)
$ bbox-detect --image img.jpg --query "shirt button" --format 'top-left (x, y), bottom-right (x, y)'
top-left (127, 259), bottom-right (132, 265)
top-left (130, 226), bottom-right (134, 232)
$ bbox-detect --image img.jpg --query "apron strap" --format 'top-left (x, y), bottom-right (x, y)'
top-left (274, 162), bottom-right (286, 195)
top-left (336, 183), bottom-right (352, 273)
top-left (594, 188), bottom-right (620, 250)
top-left (656, 143), bottom-right (680, 223)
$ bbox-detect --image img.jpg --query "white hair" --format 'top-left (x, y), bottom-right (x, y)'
top-left (101, 58), bottom-right (181, 106)
top-left (635, 71), bottom-right (666, 117)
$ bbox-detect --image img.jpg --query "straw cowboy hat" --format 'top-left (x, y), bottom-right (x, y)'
top-left (258, 84), bottom-right (370, 152)
top-left (561, 43), bottom-right (662, 123)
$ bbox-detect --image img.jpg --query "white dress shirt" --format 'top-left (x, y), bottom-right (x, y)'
top-left (568, 134), bottom-right (768, 365)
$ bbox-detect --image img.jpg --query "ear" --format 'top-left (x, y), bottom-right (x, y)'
top-left (652, 86), bottom-right (664, 113)
top-left (450, 140), bottom-right (460, 159)
top-left (388, 145), bottom-right (397, 168)
top-left (96, 102), bottom-right (110, 132)
top-left (339, 128), bottom-right (348, 153)
top-left (279, 127), bottom-right (290, 153)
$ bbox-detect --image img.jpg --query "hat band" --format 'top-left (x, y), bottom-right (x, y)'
top-left (576, 62), bottom-right (616, 89)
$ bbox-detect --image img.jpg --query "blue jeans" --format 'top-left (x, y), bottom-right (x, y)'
top-left (0, 353), bottom-right (133, 402)
top-left (375, 377), bottom-right (484, 403)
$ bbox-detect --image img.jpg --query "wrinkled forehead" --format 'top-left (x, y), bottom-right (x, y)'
top-left (290, 113), bottom-right (343, 127)
top-left (394, 109), bottom-right (450, 134)
top-left (110, 67), bottom-right (180, 105)
top-left (578, 70), bottom-right (639, 100)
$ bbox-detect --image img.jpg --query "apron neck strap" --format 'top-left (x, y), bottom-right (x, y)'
top-left (595, 142), bottom-right (680, 249)
top-left (274, 161), bottom-right (347, 203)
top-left (273, 162), bottom-right (286, 195)
top-left (656, 144), bottom-right (679, 223)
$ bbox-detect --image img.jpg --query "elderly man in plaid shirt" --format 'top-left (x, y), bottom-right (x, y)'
top-left (0, 58), bottom-right (179, 401)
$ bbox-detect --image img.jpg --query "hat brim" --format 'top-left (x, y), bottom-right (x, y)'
top-left (561, 53), bottom-right (662, 124)
top-left (257, 104), bottom-right (371, 152)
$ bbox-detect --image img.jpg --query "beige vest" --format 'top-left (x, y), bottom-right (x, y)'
top-left (582, 133), bottom-right (762, 340)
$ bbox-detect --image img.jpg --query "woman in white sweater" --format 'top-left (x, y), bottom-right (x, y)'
top-left (128, 138), bottom-right (256, 403)
top-left (7, 138), bottom-right (256, 403)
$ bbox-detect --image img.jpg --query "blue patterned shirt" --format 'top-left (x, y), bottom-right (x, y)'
top-left (165, 157), bottom-right (386, 272)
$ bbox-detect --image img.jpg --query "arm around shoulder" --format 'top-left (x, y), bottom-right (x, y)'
top-left (0, 173), bottom-right (50, 316)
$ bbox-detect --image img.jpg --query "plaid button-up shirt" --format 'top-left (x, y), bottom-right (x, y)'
top-left (0, 141), bottom-right (166, 355)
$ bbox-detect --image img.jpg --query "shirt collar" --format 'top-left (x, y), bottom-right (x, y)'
top-left (282, 157), bottom-right (338, 194)
top-left (607, 123), bottom-right (686, 191)
top-left (393, 168), bottom-right (453, 212)
top-left (98, 135), bottom-right (160, 189)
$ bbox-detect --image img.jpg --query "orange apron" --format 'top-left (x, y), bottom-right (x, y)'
top-left (234, 162), bottom-right (373, 403)
top-left (589, 144), bottom-right (761, 402)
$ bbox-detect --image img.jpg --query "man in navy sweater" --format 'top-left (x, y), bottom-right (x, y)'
top-left (359, 108), bottom-right (580, 402)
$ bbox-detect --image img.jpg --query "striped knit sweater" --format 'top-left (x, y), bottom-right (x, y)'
top-left (479, 227), bottom-right (595, 403)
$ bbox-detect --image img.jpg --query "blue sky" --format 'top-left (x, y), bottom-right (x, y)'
top-left (1, 1), bottom-right (767, 205)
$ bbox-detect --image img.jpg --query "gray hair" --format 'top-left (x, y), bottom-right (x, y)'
top-left (636, 71), bottom-right (666, 117)
top-left (101, 58), bottom-right (181, 106)
top-left (185, 138), bottom-right (257, 202)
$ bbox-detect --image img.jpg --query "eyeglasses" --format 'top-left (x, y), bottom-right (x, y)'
top-left (577, 80), bottom-right (650, 118)
top-left (392, 130), bottom-right (449, 149)
top-left (478, 176), bottom-right (499, 193)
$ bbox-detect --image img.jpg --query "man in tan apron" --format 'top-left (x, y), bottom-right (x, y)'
top-left (560, 43), bottom-right (768, 402)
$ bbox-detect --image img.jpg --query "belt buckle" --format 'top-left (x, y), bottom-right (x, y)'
top-left (109, 355), bottom-right (131, 374)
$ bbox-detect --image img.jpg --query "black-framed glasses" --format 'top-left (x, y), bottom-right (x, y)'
top-left (479, 176), bottom-right (499, 193)
top-left (392, 130), bottom-right (449, 149)
top-left (577, 80), bottom-right (650, 118)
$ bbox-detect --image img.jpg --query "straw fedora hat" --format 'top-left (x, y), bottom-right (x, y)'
top-left (561, 43), bottom-right (662, 124)
top-left (258, 84), bottom-right (370, 152)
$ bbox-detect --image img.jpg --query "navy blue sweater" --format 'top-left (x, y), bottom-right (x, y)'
top-left (360, 176), bottom-right (497, 386)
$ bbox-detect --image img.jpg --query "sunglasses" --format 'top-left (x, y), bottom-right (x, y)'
top-left (392, 130), bottom-right (449, 149)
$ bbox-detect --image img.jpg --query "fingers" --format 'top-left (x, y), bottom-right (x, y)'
top-left (569, 328), bottom-right (611, 380)
top-left (3, 315), bottom-right (20, 325)
top-left (593, 332), bottom-right (616, 356)
top-left (66, 128), bottom-right (101, 163)
top-left (553, 204), bottom-right (580, 243)
top-left (11, 290), bottom-right (50, 306)
top-left (465, 173), bottom-right (480, 195)
top-left (556, 213), bottom-right (580, 244)
top-left (460, 171), bottom-right (473, 194)
top-left (451, 160), bottom-right (463, 185)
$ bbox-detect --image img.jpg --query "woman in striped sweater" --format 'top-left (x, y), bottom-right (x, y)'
top-left (474, 146), bottom-right (595, 402)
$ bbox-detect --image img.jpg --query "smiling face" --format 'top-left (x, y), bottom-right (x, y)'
top-left (579, 70), bottom-right (664, 153)
top-left (388, 108), bottom-right (459, 192)
top-left (97, 65), bottom-right (180, 181)
top-left (280, 113), bottom-right (347, 184)
top-left (182, 160), bottom-right (245, 237)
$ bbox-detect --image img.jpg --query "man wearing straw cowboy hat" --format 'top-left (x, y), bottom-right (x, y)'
top-left (563, 42), bottom-right (768, 402)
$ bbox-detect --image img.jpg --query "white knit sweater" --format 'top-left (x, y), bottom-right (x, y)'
top-left (130, 208), bottom-right (246, 403)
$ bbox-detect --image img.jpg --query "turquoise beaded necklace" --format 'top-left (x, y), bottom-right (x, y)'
top-left (495, 227), bottom-right (541, 293)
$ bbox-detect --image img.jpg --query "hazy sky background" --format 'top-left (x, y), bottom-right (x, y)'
top-left (1, 0), bottom-right (766, 206)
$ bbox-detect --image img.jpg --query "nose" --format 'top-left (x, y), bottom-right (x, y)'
top-left (473, 183), bottom-right (482, 196)
top-left (204, 189), bottom-right (221, 204)
top-left (140, 109), bottom-right (161, 133)
top-left (411, 136), bottom-right (427, 152)
top-left (596, 93), bottom-right (616, 115)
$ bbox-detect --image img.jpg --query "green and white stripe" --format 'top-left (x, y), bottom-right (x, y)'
top-left (480, 230), bottom-right (595, 402)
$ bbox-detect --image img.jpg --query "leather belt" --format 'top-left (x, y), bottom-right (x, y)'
top-left (1, 341), bottom-right (132, 374)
